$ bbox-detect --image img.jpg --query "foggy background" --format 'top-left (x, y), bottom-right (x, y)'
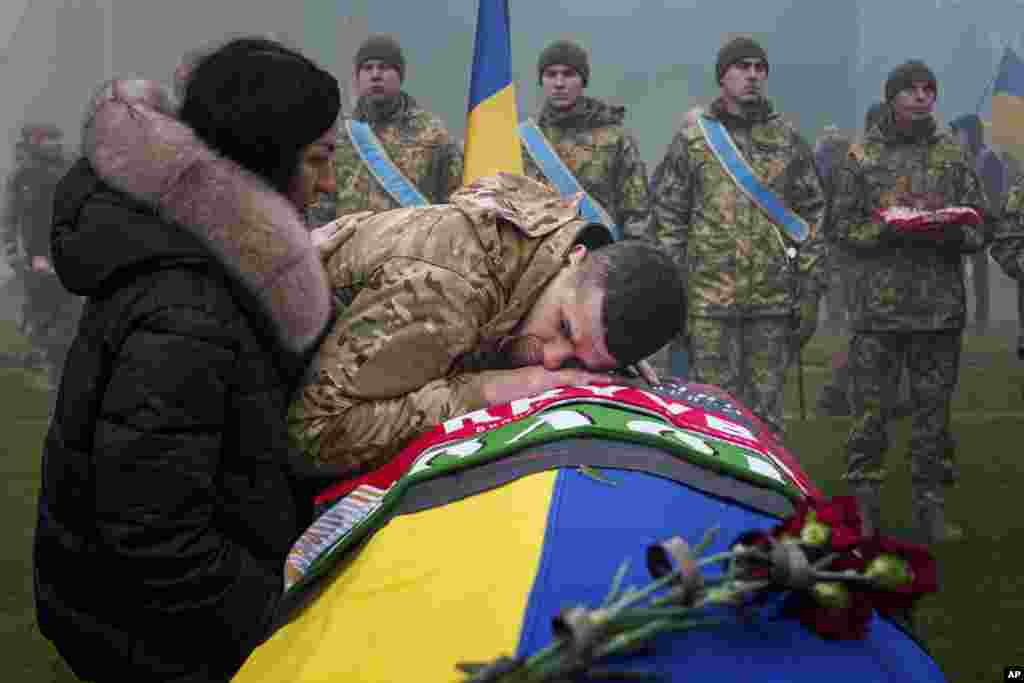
top-left (2, 0), bottom-right (1024, 322)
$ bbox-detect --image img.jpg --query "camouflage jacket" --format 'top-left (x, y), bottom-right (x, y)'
top-left (289, 173), bottom-right (600, 477)
top-left (3, 154), bottom-right (68, 267)
top-left (330, 92), bottom-right (464, 216)
top-left (523, 97), bottom-right (651, 240)
top-left (992, 179), bottom-right (1024, 282)
top-left (830, 113), bottom-right (991, 331)
top-left (650, 98), bottom-right (827, 319)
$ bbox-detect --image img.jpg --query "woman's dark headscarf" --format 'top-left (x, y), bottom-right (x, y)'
top-left (179, 37), bottom-right (341, 196)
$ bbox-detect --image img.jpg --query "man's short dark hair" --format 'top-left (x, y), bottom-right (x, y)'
top-left (576, 240), bottom-right (686, 367)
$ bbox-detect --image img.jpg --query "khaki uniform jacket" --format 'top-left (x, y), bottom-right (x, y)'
top-left (289, 174), bottom-right (604, 477)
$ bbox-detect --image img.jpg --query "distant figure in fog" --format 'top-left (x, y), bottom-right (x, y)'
top-left (813, 124), bottom-right (853, 334)
top-left (950, 113), bottom-right (1010, 334)
top-left (0, 123), bottom-right (78, 392)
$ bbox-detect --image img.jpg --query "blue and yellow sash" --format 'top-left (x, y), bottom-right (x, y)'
top-left (697, 115), bottom-right (810, 247)
top-left (519, 119), bottom-right (622, 241)
top-left (346, 119), bottom-right (429, 208)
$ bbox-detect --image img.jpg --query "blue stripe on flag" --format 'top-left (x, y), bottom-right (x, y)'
top-left (515, 468), bottom-right (946, 681)
top-left (994, 48), bottom-right (1024, 98)
top-left (467, 0), bottom-right (514, 111)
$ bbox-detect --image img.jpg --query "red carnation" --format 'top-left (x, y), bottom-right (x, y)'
top-left (790, 584), bottom-right (875, 641)
top-left (861, 535), bottom-right (938, 617)
top-left (773, 497), bottom-right (864, 551)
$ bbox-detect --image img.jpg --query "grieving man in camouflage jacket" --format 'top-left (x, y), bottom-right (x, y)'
top-left (308, 34), bottom-right (463, 224)
top-left (649, 36), bottom-right (827, 438)
top-left (830, 61), bottom-right (992, 543)
top-left (522, 40), bottom-right (651, 241)
top-left (290, 173), bottom-right (685, 477)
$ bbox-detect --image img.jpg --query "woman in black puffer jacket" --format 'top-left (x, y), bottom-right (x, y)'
top-left (34, 37), bottom-right (340, 682)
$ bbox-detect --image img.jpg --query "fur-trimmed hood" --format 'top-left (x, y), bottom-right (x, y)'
top-left (62, 78), bottom-right (331, 356)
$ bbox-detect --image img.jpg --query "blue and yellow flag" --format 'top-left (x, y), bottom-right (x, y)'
top-left (463, 0), bottom-right (523, 184)
top-left (234, 386), bottom-right (947, 682)
top-left (991, 47), bottom-right (1024, 150)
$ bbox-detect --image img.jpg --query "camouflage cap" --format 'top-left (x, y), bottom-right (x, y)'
top-left (449, 172), bottom-right (585, 238)
top-left (354, 34), bottom-right (406, 81)
top-left (885, 59), bottom-right (937, 102)
top-left (716, 35), bottom-right (768, 83)
top-left (537, 40), bottom-right (590, 86)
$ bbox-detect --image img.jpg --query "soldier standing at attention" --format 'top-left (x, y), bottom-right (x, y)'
top-left (318, 34), bottom-right (463, 224)
top-left (990, 177), bottom-right (1024, 383)
top-left (519, 39), bottom-right (651, 243)
top-left (830, 60), bottom-right (991, 542)
top-left (649, 35), bottom-right (827, 438)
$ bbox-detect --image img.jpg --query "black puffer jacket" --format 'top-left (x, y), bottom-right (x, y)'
top-left (33, 81), bottom-right (333, 682)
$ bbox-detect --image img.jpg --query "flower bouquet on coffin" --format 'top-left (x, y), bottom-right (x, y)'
top-left (456, 496), bottom-right (937, 683)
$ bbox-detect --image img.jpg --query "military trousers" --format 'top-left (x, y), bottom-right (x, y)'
top-left (21, 271), bottom-right (82, 382)
top-left (688, 316), bottom-right (794, 437)
top-left (844, 330), bottom-right (962, 506)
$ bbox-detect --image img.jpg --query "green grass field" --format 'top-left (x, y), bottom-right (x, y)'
top-left (3, 320), bottom-right (1023, 681)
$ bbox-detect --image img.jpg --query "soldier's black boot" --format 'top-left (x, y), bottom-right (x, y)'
top-left (816, 384), bottom-right (851, 416)
top-left (912, 491), bottom-right (963, 544)
top-left (852, 481), bottom-right (883, 538)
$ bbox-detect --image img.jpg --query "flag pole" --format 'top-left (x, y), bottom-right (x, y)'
top-left (976, 46), bottom-right (1007, 114)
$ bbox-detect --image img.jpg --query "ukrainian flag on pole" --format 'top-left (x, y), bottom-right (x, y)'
top-left (463, 0), bottom-right (523, 184)
top-left (991, 47), bottom-right (1024, 150)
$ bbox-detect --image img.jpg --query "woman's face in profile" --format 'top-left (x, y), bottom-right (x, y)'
top-left (290, 124), bottom-right (338, 211)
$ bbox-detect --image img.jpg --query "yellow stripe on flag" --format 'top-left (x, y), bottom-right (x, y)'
top-left (464, 85), bottom-right (523, 183)
top-left (462, 0), bottom-right (523, 184)
top-left (233, 471), bottom-right (558, 682)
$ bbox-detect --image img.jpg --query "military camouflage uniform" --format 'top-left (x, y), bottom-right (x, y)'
top-left (313, 92), bottom-right (462, 224)
top-left (523, 97), bottom-right (651, 241)
top-left (992, 178), bottom-right (1024, 360)
top-left (290, 173), bottom-right (603, 477)
top-left (813, 127), bottom-right (853, 331)
top-left (2, 139), bottom-right (80, 386)
top-left (830, 111), bottom-right (991, 539)
top-left (650, 98), bottom-right (826, 436)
